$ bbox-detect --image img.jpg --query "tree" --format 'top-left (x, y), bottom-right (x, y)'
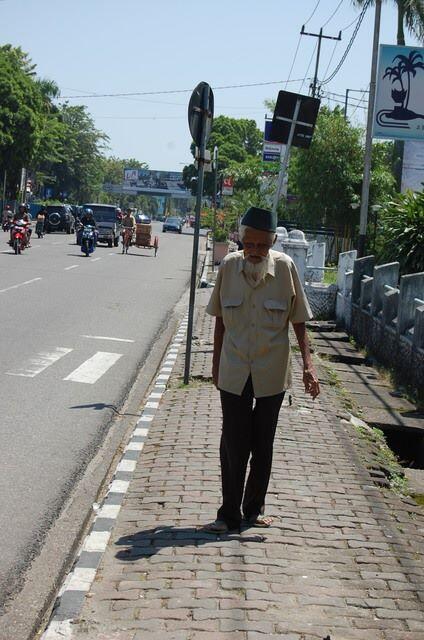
top-left (0, 45), bottom-right (45, 195)
top-left (288, 107), bottom-right (395, 231)
top-left (182, 115), bottom-right (263, 197)
top-left (352, 0), bottom-right (424, 45)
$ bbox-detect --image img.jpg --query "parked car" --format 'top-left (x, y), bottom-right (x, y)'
top-left (82, 203), bottom-right (121, 247)
top-left (163, 216), bottom-right (183, 234)
top-left (44, 205), bottom-right (75, 234)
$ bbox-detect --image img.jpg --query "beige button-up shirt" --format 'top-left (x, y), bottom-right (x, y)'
top-left (206, 249), bottom-right (313, 397)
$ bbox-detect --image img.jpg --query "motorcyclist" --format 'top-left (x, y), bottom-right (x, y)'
top-left (23, 211), bottom-right (32, 246)
top-left (9, 205), bottom-right (30, 247)
top-left (2, 204), bottom-right (12, 229)
top-left (78, 208), bottom-right (97, 246)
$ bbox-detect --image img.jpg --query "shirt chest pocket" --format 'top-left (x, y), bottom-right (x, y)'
top-left (222, 297), bottom-right (243, 329)
top-left (263, 299), bottom-right (289, 328)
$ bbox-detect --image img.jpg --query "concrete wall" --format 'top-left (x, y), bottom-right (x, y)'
top-left (337, 254), bottom-right (424, 400)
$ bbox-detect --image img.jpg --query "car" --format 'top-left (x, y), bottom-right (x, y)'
top-left (44, 205), bottom-right (75, 234)
top-left (82, 203), bottom-right (122, 247)
top-left (136, 213), bottom-right (151, 224)
top-left (163, 216), bottom-right (183, 234)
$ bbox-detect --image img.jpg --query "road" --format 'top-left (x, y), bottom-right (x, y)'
top-left (0, 222), bottom-right (197, 612)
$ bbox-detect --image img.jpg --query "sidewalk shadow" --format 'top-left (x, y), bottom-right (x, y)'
top-left (115, 525), bottom-right (266, 560)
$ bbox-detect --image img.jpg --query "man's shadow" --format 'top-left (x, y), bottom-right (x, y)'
top-left (69, 402), bottom-right (140, 417)
top-left (115, 525), bottom-right (266, 560)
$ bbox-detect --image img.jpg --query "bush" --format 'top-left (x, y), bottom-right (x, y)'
top-left (377, 190), bottom-right (424, 273)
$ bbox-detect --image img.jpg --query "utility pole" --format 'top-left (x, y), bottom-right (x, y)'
top-left (358, 0), bottom-right (382, 258)
top-left (301, 25), bottom-right (341, 98)
top-left (344, 88), bottom-right (369, 120)
top-left (212, 146), bottom-right (218, 272)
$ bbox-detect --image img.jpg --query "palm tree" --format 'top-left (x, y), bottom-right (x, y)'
top-left (352, 0), bottom-right (424, 45)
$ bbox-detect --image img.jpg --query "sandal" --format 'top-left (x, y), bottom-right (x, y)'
top-left (244, 515), bottom-right (273, 528)
top-left (197, 519), bottom-right (229, 533)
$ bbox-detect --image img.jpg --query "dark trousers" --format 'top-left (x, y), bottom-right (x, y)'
top-left (217, 376), bottom-right (285, 529)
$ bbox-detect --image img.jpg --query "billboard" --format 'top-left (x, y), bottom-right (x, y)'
top-left (373, 44), bottom-right (424, 141)
top-left (123, 169), bottom-right (189, 196)
top-left (401, 140), bottom-right (424, 192)
top-left (222, 177), bottom-right (234, 196)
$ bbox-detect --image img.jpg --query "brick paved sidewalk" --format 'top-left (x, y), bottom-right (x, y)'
top-left (65, 290), bottom-right (424, 640)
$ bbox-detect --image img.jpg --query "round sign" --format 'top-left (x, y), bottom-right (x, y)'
top-left (188, 82), bottom-right (214, 147)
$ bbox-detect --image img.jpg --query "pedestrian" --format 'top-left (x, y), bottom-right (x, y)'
top-left (201, 206), bottom-right (320, 533)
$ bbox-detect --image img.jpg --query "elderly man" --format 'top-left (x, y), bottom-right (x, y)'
top-left (203, 206), bottom-right (320, 533)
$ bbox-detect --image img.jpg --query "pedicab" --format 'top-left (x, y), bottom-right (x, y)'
top-left (122, 221), bottom-right (159, 256)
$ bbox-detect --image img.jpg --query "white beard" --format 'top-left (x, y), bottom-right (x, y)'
top-left (243, 256), bottom-right (269, 288)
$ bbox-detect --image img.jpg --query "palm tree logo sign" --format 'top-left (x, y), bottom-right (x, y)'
top-left (376, 50), bottom-right (424, 129)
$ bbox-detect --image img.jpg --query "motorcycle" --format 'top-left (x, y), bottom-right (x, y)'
top-left (35, 220), bottom-right (44, 238)
top-left (81, 225), bottom-right (96, 257)
top-left (11, 222), bottom-right (29, 255)
top-left (2, 220), bottom-right (12, 232)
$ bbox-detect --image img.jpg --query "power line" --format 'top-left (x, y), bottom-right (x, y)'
top-left (321, 0), bottom-right (371, 85)
top-left (341, 9), bottom-right (364, 31)
top-left (59, 78), bottom-right (306, 100)
top-left (304, 0), bottom-right (321, 25)
top-left (322, 39), bottom-right (339, 79)
top-left (284, 35), bottom-right (302, 89)
top-left (321, 92), bottom-right (367, 110)
top-left (322, 0), bottom-right (345, 28)
top-left (349, 85), bottom-right (370, 116)
top-left (299, 42), bottom-right (317, 93)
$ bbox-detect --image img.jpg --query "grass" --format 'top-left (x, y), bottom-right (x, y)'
top-left (323, 269), bottom-right (338, 285)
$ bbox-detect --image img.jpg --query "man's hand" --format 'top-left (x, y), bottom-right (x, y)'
top-left (303, 366), bottom-right (320, 399)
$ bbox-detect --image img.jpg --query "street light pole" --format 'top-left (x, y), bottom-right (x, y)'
top-left (358, 0), bottom-right (382, 258)
top-left (212, 146), bottom-right (218, 272)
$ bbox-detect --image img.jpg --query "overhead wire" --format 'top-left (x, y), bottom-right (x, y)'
top-left (349, 84), bottom-right (370, 117)
top-left (299, 41), bottom-right (317, 93)
top-left (304, 0), bottom-right (321, 26)
top-left (59, 78), bottom-right (306, 100)
top-left (321, 0), bottom-right (371, 85)
top-left (322, 0), bottom-right (345, 27)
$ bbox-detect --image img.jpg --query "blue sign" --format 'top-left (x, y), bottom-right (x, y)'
top-left (263, 120), bottom-right (283, 162)
top-left (374, 44), bottom-right (424, 141)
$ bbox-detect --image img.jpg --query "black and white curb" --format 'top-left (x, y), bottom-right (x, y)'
top-left (41, 315), bottom-right (189, 639)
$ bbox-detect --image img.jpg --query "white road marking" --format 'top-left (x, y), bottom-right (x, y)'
top-left (66, 567), bottom-right (97, 590)
top-left (133, 427), bottom-right (149, 437)
top-left (63, 352), bottom-right (122, 384)
top-left (82, 531), bottom-right (110, 553)
top-left (91, 257), bottom-right (101, 262)
top-left (109, 479), bottom-right (129, 493)
top-left (6, 347), bottom-right (73, 378)
top-left (64, 264), bottom-right (79, 271)
top-left (116, 459), bottom-right (137, 473)
top-left (138, 415), bottom-right (153, 422)
top-left (41, 620), bottom-right (73, 640)
top-left (97, 503), bottom-right (122, 518)
top-left (125, 442), bottom-right (144, 451)
top-left (0, 277), bottom-right (42, 294)
top-left (82, 335), bottom-right (135, 343)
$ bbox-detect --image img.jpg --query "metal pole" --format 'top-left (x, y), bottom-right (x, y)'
top-left (358, 0), bottom-right (382, 258)
top-left (184, 89), bottom-right (209, 385)
top-left (311, 28), bottom-right (323, 98)
top-left (272, 98), bottom-right (301, 216)
top-left (344, 88), bottom-right (349, 119)
top-left (212, 146), bottom-right (218, 272)
top-left (2, 170), bottom-right (6, 211)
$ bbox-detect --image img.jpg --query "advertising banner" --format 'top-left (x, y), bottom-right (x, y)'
top-left (222, 177), bottom-right (234, 196)
top-left (374, 44), bottom-right (424, 141)
top-left (401, 140), bottom-right (424, 192)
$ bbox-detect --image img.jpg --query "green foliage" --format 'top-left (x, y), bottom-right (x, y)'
top-left (183, 115), bottom-right (263, 197)
top-left (376, 190), bottom-right (424, 273)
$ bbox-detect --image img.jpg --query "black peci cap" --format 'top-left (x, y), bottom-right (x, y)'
top-left (240, 207), bottom-right (276, 233)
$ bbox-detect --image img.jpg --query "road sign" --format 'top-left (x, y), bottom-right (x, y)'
top-left (188, 82), bottom-right (214, 149)
top-left (263, 121), bottom-right (283, 162)
top-left (373, 44), bottom-right (424, 141)
top-left (270, 90), bottom-right (320, 149)
top-left (222, 176), bottom-right (234, 196)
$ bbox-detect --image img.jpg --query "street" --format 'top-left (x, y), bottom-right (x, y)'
top-left (0, 222), bottom-right (196, 614)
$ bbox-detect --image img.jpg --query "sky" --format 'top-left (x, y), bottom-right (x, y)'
top-left (1, 0), bottom-right (422, 171)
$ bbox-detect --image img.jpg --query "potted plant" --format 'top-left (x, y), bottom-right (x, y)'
top-left (213, 223), bottom-right (230, 265)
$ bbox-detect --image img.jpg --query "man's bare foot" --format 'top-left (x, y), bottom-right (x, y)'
top-left (244, 515), bottom-right (273, 528)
